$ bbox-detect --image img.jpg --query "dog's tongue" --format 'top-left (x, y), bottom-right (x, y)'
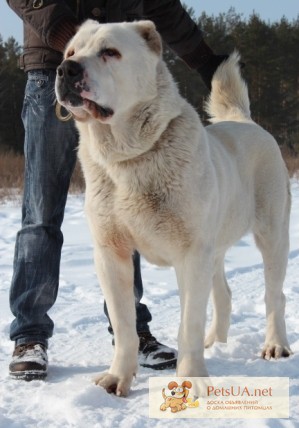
top-left (83, 99), bottom-right (114, 119)
top-left (183, 397), bottom-right (187, 403)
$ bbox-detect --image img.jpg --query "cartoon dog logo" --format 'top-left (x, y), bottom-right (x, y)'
top-left (160, 380), bottom-right (199, 413)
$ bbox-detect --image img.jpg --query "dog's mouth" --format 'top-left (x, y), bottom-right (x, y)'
top-left (82, 98), bottom-right (114, 119)
top-left (59, 92), bottom-right (114, 121)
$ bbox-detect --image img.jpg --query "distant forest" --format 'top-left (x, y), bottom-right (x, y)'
top-left (0, 7), bottom-right (298, 154)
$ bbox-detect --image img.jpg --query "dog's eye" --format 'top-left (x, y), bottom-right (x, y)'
top-left (103, 49), bottom-right (117, 57)
top-left (66, 49), bottom-right (75, 58)
top-left (99, 48), bottom-right (121, 60)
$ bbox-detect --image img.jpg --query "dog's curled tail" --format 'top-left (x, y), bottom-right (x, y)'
top-left (205, 51), bottom-right (252, 124)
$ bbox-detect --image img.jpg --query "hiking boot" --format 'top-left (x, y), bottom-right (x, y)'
top-left (9, 343), bottom-right (48, 381)
top-left (138, 332), bottom-right (177, 370)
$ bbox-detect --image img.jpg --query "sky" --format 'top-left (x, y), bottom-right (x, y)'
top-left (0, 1), bottom-right (298, 44)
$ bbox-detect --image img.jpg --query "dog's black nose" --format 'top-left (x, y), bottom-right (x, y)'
top-left (57, 60), bottom-right (84, 81)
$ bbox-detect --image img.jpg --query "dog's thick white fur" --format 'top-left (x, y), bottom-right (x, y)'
top-left (55, 20), bottom-right (292, 396)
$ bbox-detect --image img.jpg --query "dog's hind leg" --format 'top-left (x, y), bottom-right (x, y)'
top-left (205, 257), bottom-right (232, 348)
top-left (254, 186), bottom-right (292, 360)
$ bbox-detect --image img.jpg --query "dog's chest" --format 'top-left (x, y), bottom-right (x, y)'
top-left (115, 188), bottom-right (191, 266)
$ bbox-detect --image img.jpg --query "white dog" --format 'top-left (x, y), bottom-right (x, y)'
top-left (55, 20), bottom-right (292, 396)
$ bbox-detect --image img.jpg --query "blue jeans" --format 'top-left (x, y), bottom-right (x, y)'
top-left (9, 70), bottom-right (151, 347)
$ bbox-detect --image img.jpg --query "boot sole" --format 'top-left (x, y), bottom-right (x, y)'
top-left (140, 359), bottom-right (176, 370)
top-left (9, 370), bottom-right (47, 381)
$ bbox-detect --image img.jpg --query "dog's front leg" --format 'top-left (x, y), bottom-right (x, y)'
top-left (93, 246), bottom-right (139, 396)
top-left (175, 248), bottom-right (213, 377)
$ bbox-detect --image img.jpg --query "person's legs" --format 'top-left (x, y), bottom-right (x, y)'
top-left (9, 70), bottom-right (78, 348)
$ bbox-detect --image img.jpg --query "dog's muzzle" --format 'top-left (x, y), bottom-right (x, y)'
top-left (56, 60), bottom-right (114, 119)
top-left (56, 60), bottom-right (88, 106)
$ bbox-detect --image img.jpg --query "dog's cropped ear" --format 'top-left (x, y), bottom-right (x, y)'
top-left (135, 20), bottom-right (162, 56)
top-left (168, 381), bottom-right (178, 390)
top-left (182, 381), bottom-right (192, 389)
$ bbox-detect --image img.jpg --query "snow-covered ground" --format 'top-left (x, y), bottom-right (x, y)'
top-left (0, 181), bottom-right (298, 428)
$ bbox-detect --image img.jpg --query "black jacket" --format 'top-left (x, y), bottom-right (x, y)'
top-left (7, 0), bottom-right (206, 72)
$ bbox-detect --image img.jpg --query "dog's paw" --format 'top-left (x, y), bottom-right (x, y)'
top-left (261, 344), bottom-right (292, 360)
top-left (94, 372), bottom-right (133, 397)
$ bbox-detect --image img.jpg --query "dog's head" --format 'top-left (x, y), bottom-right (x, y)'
top-left (55, 20), bottom-right (162, 123)
top-left (167, 381), bottom-right (192, 400)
